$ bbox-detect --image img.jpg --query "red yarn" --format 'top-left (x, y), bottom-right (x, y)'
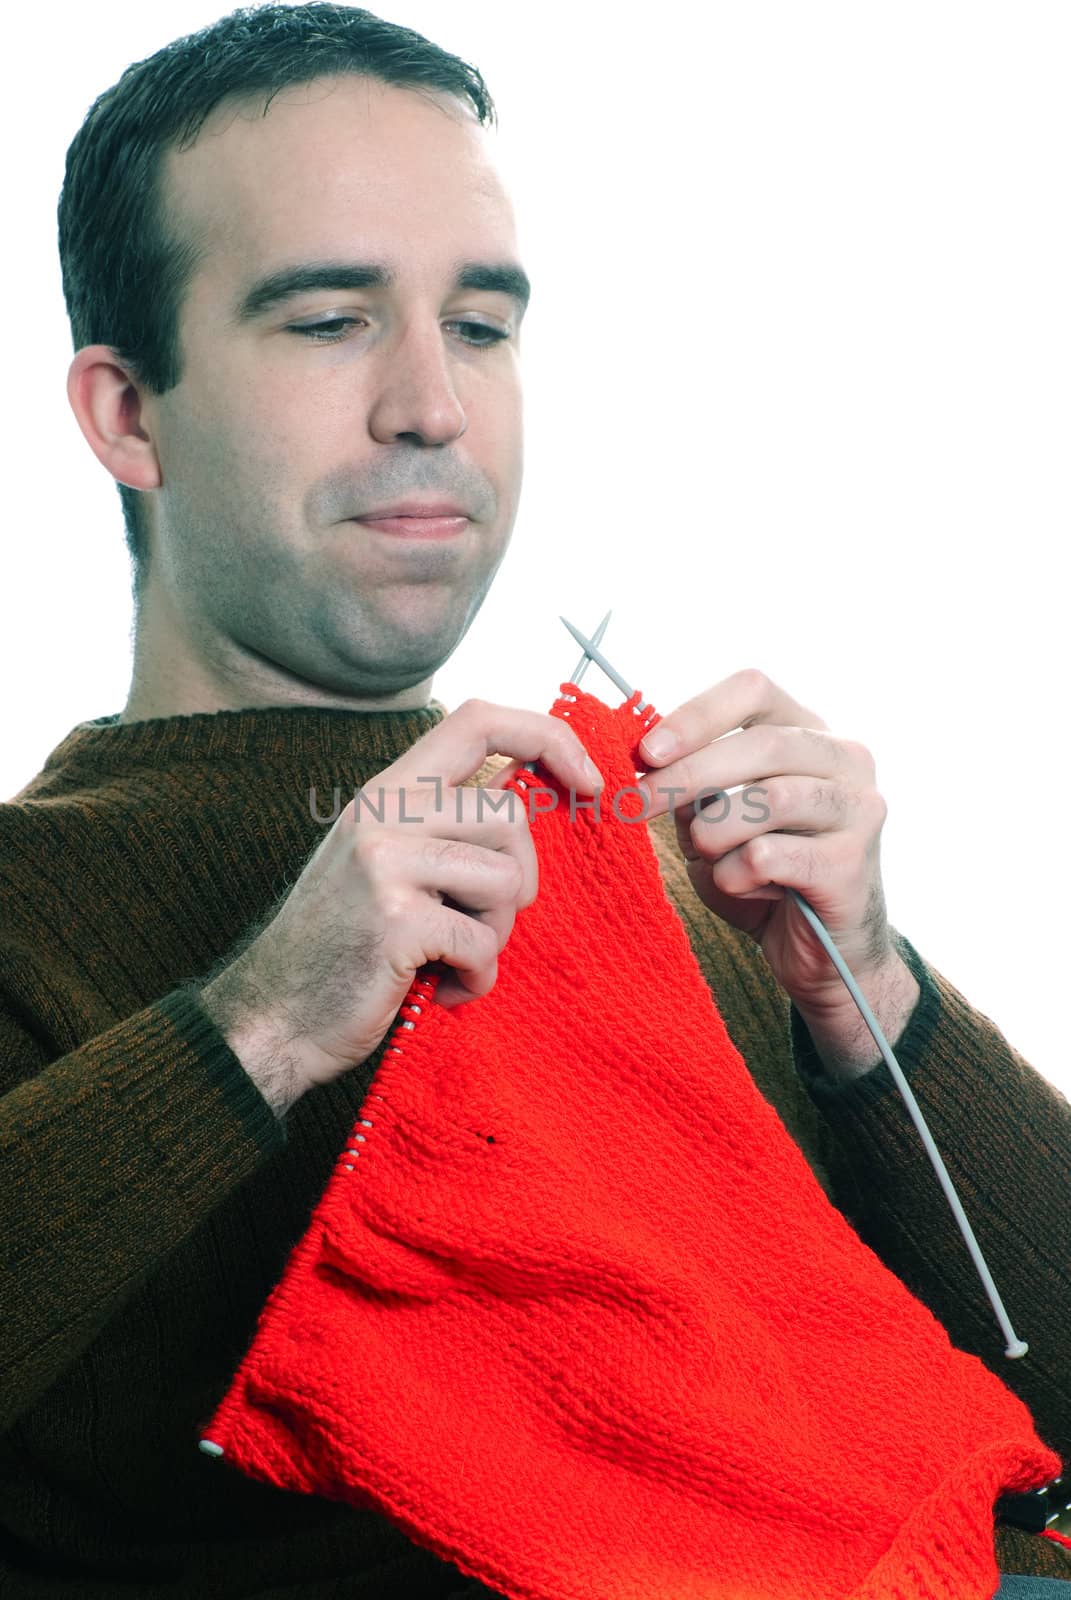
top-left (1043, 1530), bottom-right (1071, 1551)
top-left (202, 687), bottom-right (1061, 1600)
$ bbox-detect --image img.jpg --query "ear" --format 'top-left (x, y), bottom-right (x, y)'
top-left (66, 345), bottom-right (162, 493)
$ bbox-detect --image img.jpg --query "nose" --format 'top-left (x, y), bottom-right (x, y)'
top-left (366, 318), bottom-right (468, 447)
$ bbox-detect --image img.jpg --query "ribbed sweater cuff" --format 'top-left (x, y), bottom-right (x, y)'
top-left (112, 986), bottom-right (287, 1197)
top-left (789, 930), bottom-right (943, 1109)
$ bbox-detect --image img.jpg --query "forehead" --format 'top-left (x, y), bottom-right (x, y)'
top-left (162, 74), bottom-right (516, 281)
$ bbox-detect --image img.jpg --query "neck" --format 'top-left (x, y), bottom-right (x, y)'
top-left (120, 599), bottom-right (436, 724)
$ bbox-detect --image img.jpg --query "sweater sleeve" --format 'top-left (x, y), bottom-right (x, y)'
top-left (0, 983), bottom-right (285, 1432)
top-left (790, 929), bottom-right (1071, 1474)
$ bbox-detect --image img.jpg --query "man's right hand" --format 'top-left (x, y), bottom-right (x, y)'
top-left (197, 700), bottom-right (602, 1116)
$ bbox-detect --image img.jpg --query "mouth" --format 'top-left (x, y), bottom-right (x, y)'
top-left (351, 514), bottom-right (470, 540)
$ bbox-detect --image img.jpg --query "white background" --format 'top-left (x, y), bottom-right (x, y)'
top-left (1, 3), bottom-right (1067, 1096)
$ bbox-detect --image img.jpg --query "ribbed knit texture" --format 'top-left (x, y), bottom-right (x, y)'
top-left (202, 687), bottom-right (1060, 1600)
top-left (2, 697), bottom-right (1067, 1595)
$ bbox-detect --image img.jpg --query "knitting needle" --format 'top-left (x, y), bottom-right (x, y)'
top-left (557, 625), bottom-right (1030, 1362)
top-left (519, 611), bottom-right (612, 779)
top-left (568, 609), bottom-right (612, 688)
top-left (559, 616), bottom-right (648, 712)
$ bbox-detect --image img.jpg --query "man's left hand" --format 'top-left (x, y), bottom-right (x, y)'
top-left (634, 667), bottom-right (898, 1015)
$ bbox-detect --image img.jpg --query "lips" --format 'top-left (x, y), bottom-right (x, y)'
top-left (357, 501), bottom-right (470, 520)
top-left (351, 509), bottom-right (470, 541)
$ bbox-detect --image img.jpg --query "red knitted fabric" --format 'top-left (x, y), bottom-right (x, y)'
top-left (202, 686), bottom-right (1060, 1600)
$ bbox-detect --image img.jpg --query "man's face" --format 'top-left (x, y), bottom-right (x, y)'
top-left (145, 75), bottom-right (526, 699)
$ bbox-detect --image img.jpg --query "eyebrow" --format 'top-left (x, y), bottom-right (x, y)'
top-left (231, 259), bottom-right (532, 324)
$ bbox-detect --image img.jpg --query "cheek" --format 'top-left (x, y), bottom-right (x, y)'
top-left (222, 378), bottom-right (335, 511)
top-left (477, 367), bottom-right (523, 458)
top-left (161, 395), bottom-right (295, 531)
top-left (233, 372), bottom-right (314, 455)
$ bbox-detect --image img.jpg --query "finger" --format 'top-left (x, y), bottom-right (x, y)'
top-left (432, 963), bottom-right (498, 1008)
top-left (381, 699), bottom-right (604, 795)
top-left (403, 835), bottom-right (526, 909)
top-left (638, 668), bottom-right (829, 771)
top-left (707, 827), bottom-right (860, 903)
top-left (352, 786), bottom-right (539, 907)
top-left (638, 725), bottom-right (857, 821)
top-left (402, 837), bottom-right (523, 953)
top-left (673, 774), bottom-right (861, 862)
top-left (423, 894), bottom-right (516, 989)
top-left (422, 904), bottom-right (502, 1000)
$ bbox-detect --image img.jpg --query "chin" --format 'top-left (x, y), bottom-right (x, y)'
top-left (346, 640), bottom-right (453, 695)
top-left (385, 603), bottom-right (475, 663)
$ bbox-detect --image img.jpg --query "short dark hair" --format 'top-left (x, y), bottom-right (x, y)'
top-left (57, 2), bottom-right (497, 605)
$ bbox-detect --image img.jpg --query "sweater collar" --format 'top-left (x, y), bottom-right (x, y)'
top-left (25, 701), bottom-right (449, 794)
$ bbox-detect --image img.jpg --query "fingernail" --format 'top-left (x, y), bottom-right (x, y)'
top-left (583, 756), bottom-right (602, 785)
top-left (641, 727), bottom-right (678, 762)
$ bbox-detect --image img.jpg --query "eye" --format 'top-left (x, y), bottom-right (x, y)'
top-left (447, 321), bottom-right (511, 348)
top-left (287, 318), bottom-right (510, 348)
top-left (288, 317), bottom-right (362, 344)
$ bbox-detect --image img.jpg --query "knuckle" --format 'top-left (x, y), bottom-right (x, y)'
top-left (496, 852), bottom-right (525, 897)
top-left (517, 859), bottom-right (539, 908)
top-left (688, 817), bottom-right (720, 861)
top-left (843, 737), bottom-right (876, 774)
top-left (495, 913), bottom-right (517, 953)
top-left (741, 834), bottom-right (769, 868)
top-left (377, 884), bottom-right (413, 929)
top-left (735, 666), bottom-right (771, 699)
top-left (354, 830), bottom-right (394, 874)
top-left (865, 788), bottom-right (889, 827)
top-left (763, 775), bottom-right (794, 815)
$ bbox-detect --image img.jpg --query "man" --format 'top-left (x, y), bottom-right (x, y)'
top-left (1, 4), bottom-right (1067, 1595)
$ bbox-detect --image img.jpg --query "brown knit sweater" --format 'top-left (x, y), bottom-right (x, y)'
top-left (1, 702), bottom-right (1068, 1597)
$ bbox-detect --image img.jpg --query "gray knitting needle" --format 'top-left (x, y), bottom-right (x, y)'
top-left (569, 609), bottom-right (612, 688)
top-left (555, 622), bottom-right (1029, 1361)
top-left (559, 616), bottom-right (648, 713)
top-left (519, 610), bottom-right (612, 778)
